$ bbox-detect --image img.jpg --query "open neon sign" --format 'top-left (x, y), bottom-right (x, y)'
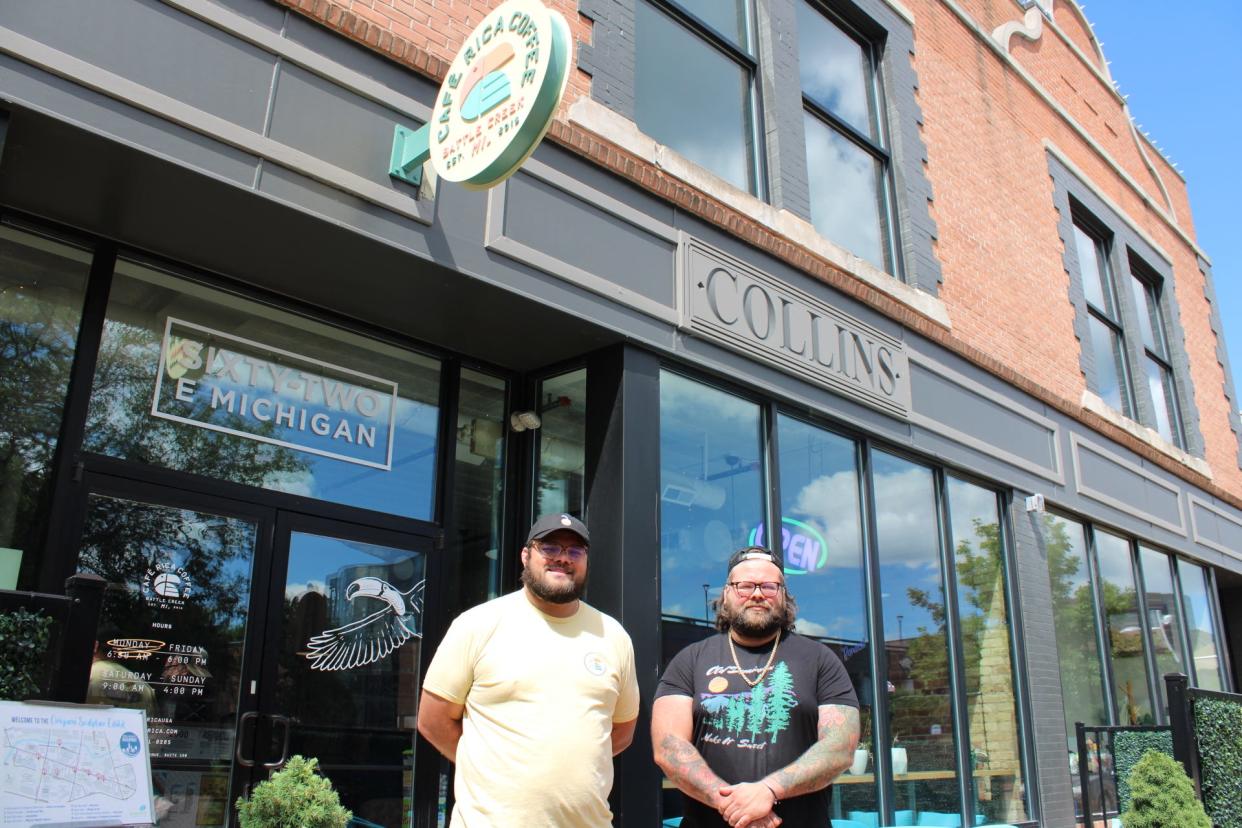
top-left (747, 517), bottom-right (829, 574)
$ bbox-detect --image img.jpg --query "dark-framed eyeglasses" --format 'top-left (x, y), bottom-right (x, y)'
top-left (532, 542), bottom-right (588, 562)
top-left (727, 581), bottom-right (783, 597)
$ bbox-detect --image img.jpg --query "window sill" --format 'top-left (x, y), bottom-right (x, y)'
top-left (1081, 390), bottom-right (1211, 478)
top-left (566, 98), bottom-right (951, 329)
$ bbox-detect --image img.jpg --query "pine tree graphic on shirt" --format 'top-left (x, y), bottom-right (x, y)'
top-left (706, 660), bottom-right (797, 745)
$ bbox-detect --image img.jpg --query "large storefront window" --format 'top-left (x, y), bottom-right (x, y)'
top-left (947, 477), bottom-right (1029, 824)
top-left (535, 369), bottom-right (585, 518)
top-left (1095, 530), bottom-right (1153, 724)
top-left (872, 451), bottom-right (960, 818)
top-left (1138, 545), bottom-right (1187, 707)
top-left (84, 260), bottom-right (440, 519)
top-left (0, 226), bottom-right (92, 589)
top-left (659, 371), bottom-right (765, 626)
top-left (775, 415), bottom-right (874, 815)
top-left (1178, 559), bottom-right (1225, 691)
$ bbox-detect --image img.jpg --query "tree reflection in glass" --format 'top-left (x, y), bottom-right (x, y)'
top-left (946, 478), bottom-right (1029, 823)
top-left (1094, 530), bottom-right (1153, 725)
top-left (872, 451), bottom-right (960, 817)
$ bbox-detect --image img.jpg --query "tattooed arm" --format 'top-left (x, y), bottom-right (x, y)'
top-left (651, 695), bottom-right (729, 810)
top-left (761, 704), bottom-right (859, 800)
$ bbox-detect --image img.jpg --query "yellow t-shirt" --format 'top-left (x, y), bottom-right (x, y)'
top-left (423, 589), bottom-right (640, 827)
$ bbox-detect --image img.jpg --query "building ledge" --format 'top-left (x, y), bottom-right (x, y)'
top-left (1081, 390), bottom-right (1213, 479)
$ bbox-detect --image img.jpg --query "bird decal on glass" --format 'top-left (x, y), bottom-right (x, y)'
top-left (304, 577), bottom-right (425, 671)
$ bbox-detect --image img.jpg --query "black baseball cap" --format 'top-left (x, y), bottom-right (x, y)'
top-left (526, 513), bottom-right (590, 545)
top-left (727, 546), bottom-right (780, 574)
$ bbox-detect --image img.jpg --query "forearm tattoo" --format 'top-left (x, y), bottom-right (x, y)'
top-left (766, 704), bottom-right (860, 800)
top-left (658, 733), bottom-right (728, 806)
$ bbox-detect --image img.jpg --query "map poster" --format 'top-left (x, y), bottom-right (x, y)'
top-left (0, 701), bottom-right (156, 828)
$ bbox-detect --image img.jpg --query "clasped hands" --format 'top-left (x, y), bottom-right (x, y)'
top-left (716, 780), bottom-right (781, 828)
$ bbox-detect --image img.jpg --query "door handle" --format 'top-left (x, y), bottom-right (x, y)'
top-left (235, 711), bottom-right (259, 767)
top-left (263, 715), bottom-right (293, 769)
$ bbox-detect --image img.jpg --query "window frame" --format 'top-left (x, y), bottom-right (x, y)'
top-left (1128, 255), bottom-right (1187, 449)
top-left (636, 0), bottom-right (767, 198)
top-left (1071, 211), bottom-right (1137, 419)
top-left (797, 0), bottom-right (903, 275)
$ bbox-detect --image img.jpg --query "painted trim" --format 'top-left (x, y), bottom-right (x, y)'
top-left (908, 352), bottom-right (1065, 485)
top-left (163, 0), bottom-right (432, 122)
top-left (0, 27), bottom-right (434, 226)
top-left (1081, 390), bottom-right (1211, 478)
top-left (483, 156), bottom-right (680, 324)
top-left (1188, 494), bottom-right (1242, 562)
top-left (1069, 432), bottom-right (1187, 535)
top-left (938, 0), bottom-right (1208, 264)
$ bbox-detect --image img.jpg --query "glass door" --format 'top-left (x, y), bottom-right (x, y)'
top-left (252, 513), bottom-right (434, 828)
top-left (73, 478), bottom-right (273, 828)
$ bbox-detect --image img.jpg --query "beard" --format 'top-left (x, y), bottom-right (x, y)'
top-left (716, 596), bottom-right (796, 637)
top-left (521, 566), bottom-right (585, 604)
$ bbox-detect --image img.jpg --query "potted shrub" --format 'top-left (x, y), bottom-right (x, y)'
top-left (236, 755), bottom-right (351, 828)
top-left (1120, 749), bottom-right (1210, 828)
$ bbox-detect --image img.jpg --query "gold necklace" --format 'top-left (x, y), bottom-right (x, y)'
top-left (728, 632), bottom-right (780, 688)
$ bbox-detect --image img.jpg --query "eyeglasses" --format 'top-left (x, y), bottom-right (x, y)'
top-left (727, 581), bottom-right (784, 597)
top-left (532, 542), bottom-right (588, 562)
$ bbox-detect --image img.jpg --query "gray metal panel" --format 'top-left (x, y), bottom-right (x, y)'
top-left (0, 54), bottom-right (259, 186)
top-left (1190, 495), bottom-right (1242, 562)
top-left (267, 62), bottom-right (419, 190)
top-left (497, 168), bottom-right (677, 308)
top-left (909, 354), bottom-right (1062, 483)
top-left (0, 0), bottom-right (276, 132)
top-left (1011, 498), bottom-right (1076, 828)
top-left (206, 0), bottom-right (287, 32)
top-left (1071, 434), bottom-right (1185, 534)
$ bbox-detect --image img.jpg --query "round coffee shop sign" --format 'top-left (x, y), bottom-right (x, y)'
top-left (392, 0), bottom-right (571, 190)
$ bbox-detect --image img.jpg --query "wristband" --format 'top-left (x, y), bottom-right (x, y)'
top-left (762, 781), bottom-right (780, 804)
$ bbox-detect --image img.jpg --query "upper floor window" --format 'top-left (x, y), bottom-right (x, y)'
top-left (796, 1), bottom-right (895, 272)
top-left (1128, 258), bottom-right (1186, 448)
top-left (635, 0), bottom-right (760, 194)
top-left (1072, 216), bottom-right (1135, 417)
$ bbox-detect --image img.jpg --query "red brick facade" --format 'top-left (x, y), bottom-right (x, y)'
top-left (274, 0), bottom-right (1242, 507)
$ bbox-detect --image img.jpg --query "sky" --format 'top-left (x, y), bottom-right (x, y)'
top-left (1074, 1), bottom-right (1242, 403)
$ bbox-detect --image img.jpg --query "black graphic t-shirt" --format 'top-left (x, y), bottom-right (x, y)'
top-left (655, 631), bottom-right (858, 828)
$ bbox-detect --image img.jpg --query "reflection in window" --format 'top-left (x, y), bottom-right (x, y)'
top-left (635, 0), bottom-right (757, 194)
top-left (1138, 547), bottom-right (1186, 708)
top-left (776, 415), bottom-right (874, 815)
top-left (0, 226), bottom-right (92, 589)
top-left (78, 494), bottom-right (258, 828)
top-left (872, 451), bottom-right (959, 817)
top-left (535, 369), bottom-right (585, 518)
top-left (452, 369), bottom-right (507, 607)
top-left (1073, 218), bottom-right (1134, 418)
top-left (660, 372), bottom-right (765, 625)
top-left (658, 371), bottom-right (765, 823)
top-left (1178, 559), bottom-right (1224, 691)
top-left (797, 1), bottom-right (894, 272)
top-left (84, 260), bottom-right (440, 519)
top-left (1095, 531), bottom-right (1153, 724)
top-left (947, 477), bottom-right (1028, 823)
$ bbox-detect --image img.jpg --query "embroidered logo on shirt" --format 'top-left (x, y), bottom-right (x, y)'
top-left (584, 652), bottom-right (608, 676)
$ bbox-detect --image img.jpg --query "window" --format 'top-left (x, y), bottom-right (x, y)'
top-left (0, 225), bottom-right (93, 590)
top-left (535, 369), bottom-right (586, 518)
top-left (1072, 218), bottom-right (1134, 417)
top-left (1094, 530), bottom-right (1153, 725)
top-left (797, 1), bottom-right (895, 272)
top-left (1178, 559), bottom-right (1225, 691)
top-left (635, 0), bottom-right (760, 194)
top-left (1128, 259), bottom-right (1186, 448)
top-left (1137, 546), bottom-right (1188, 709)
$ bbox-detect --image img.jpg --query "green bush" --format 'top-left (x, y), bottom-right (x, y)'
top-left (0, 608), bottom-right (54, 700)
top-left (1112, 729), bottom-right (1173, 813)
top-left (1120, 749), bottom-right (1210, 828)
top-left (1195, 696), bottom-right (1242, 827)
top-left (236, 756), bottom-right (351, 828)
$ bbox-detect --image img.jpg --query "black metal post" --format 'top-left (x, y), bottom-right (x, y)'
top-left (1165, 672), bottom-right (1202, 798)
top-left (51, 572), bottom-right (105, 703)
top-left (1075, 721), bottom-right (1093, 824)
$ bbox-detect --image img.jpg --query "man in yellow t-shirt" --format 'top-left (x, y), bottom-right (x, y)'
top-left (417, 513), bottom-right (640, 827)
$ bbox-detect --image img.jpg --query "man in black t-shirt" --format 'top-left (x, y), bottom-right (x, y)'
top-left (653, 547), bottom-right (859, 828)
